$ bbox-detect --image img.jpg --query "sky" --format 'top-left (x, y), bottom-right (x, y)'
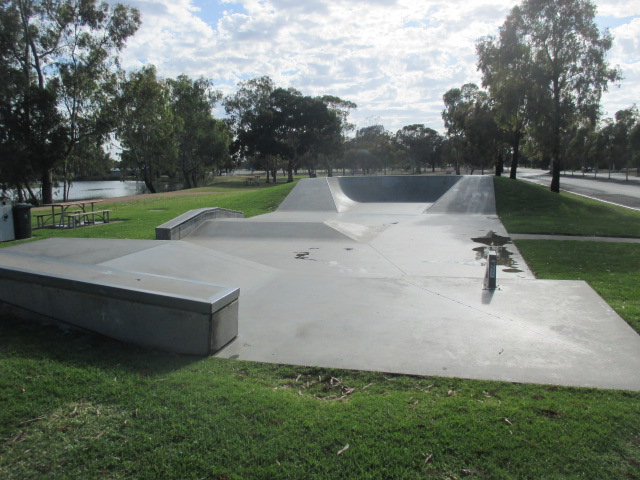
top-left (112, 0), bottom-right (640, 133)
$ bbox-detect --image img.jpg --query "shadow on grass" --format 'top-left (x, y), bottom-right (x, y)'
top-left (0, 312), bottom-right (202, 377)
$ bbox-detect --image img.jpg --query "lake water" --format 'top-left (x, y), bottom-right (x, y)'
top-left (50, 180), bottom-right (180, 201)
top-left (51, 181), bottom-right (145, 201)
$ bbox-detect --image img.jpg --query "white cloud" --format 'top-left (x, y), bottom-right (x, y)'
top-left (116, 0), bottom-right (640, 132)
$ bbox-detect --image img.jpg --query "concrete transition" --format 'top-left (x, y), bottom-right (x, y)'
top-left (1, 175), bottom-right (639, 391)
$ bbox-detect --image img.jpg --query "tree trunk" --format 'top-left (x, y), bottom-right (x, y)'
top-left (41, 169), bottom-right (54, 204)
top-left (509, 129), bottom-right (521, 180)
top-left (550, 80), bottom-right (562, 193)
top-left (550, 155), bottom-right (561, 193)
top-left (143, 178), bottom-right (157, 193)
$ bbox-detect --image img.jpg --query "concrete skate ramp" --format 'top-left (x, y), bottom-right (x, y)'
top-left (428, 175), bottom-right (496, 215)
top-left (193, 220), bottom-right (354, 241)
top-left (278, 175), bottom-right (462, 213)
top-left (3, 175), bottom-right (640, 391)
top-left (332, 175), bottom-right (460, 203)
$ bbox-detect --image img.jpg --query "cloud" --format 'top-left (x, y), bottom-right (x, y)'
top-left (116, 0), bottom-right (640, 132)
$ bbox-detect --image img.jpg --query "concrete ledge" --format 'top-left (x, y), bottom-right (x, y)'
top-left (0, 252), bottom-right (239, 355)
top-left (156, 208), bottom-right (244, 240)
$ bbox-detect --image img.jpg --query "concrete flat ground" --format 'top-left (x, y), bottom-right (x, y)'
top-left (4, 175), bottom-right (640, 390)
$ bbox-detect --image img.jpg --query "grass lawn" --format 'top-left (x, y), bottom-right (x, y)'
top-left (494, 176), bottom-right (640, 237)
top-left (1, 176), bottom-right (639, 479)
top-left (19, 178), bottom-right (298, 243)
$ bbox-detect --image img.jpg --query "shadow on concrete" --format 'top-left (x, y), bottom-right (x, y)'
top-left (481, 289), bottom-right (496, 305)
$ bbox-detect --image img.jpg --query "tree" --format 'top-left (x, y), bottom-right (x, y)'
top-left (631, 118), bottom-right (640, 177)
top-left (317, 95), bottom-right (356, 176)
top-left (501, 0), bottom-right (620, 192)
top-left (224, 76), bottom-right (280, 182)
top-left (117, 66), bottom-right (177, 193)
top-left (225, 77), bottom-right (353, 182)
top-left (477, 10), bottom-right (532, 179)
top-left (346, 125), bottom-right (392, 174)
top-left (0, 83), bottom-right (67, 202)
top-left (442, 84), bottom-right (502, 174)
top-left (0, 0), bottom-right (140, 203)
top-left (167, 75), bottom-right (230, 188)
top-left (595, 107), bottom-right (639, 179)
top-left (395, 125), bottom-right (442, 174)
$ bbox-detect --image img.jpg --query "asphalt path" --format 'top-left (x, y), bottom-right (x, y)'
top-left (517, 168), bottom-right (640, 210)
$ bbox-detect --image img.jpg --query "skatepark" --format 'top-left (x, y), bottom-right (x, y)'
top-left (1, 175), bottom-right (639, 391)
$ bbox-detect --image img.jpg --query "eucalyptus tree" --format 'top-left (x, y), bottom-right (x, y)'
top-left (395, 124), bottom-right (442, 173)
top-left (224, 76), bottom-right (280, 182)
top-left (632, 119), bottom-right (640, 177)
top-left (497, 0), bottom-right (620, 192)
top-left (596, 107), bottom-right (639, 179)
top-left (0, 0), bottom-right (140, 203)
top-left (225, 77), bottom-right (352, 182)
top-left (347, 125), bottom-right (392, 174)
top-left (317, 95), bottom-right (356, 176)
top-left (167, 75), bottom-right (230, 188)
top-left (477, 10), bottom-right (532, 179)
top-left (117, 66), bottom-right (177, 194)
top-left (442, 83), bottom-right (501, 174)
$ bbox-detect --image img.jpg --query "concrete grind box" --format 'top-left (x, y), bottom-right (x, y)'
top-left (0, 260), bottom-right (239, 355)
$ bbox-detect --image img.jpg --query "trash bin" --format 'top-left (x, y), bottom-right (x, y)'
top-left (0, 201), bottom-right (15, 242)
top-left (12, 203), bottom-right (32, 240)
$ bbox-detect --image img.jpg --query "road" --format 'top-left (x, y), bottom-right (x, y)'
top-left (516, 168), bottom-right (640, 210)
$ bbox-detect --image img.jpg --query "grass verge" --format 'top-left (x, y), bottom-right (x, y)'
top-left (5, 180), bottom-right (296, 245)
top-left (1, 319), bottom-right (639, 480)
top-left (494, 176), bottom-right (640, 237)
top-left (0, 176), bottom-right (639, 479)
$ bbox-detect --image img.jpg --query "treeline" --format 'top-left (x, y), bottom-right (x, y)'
top-left (1, 0), bottom-right (638, 204)
top-left (450, 0), bottom-right (639, 192)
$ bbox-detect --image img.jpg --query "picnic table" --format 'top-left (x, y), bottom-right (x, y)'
top-left (245, 176), bottom-right (262, 186)
top-left (36, 200), bottom-right (111, 229)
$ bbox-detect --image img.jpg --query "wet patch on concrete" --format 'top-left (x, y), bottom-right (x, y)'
top-left (471, 231), bottom-right (512, 247)
top-left (471, 231), bottom-right (523, 273)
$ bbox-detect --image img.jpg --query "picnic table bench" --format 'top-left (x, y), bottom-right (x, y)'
top-left (245, 176), bottom-right (261, 186)
top-left (36, 200), bottom-right (111, 229)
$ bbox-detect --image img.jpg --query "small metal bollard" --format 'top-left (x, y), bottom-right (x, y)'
top-left (483, 249), bottom-right (498, 290)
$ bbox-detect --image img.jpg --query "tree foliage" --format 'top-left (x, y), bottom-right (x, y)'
top-left (442, 84), bottom-right (502, 175)
top-left (395, 124), bottom-right (442, 174)
top-left (167, 75), bottom-right (230, 188)
top-left (481, 0), bottom-right (620, 191)
top-left (117, 66), bottom-right (176, 194)
top-left (0, 0), bottom-right (140, 203)
top-left (224, 76), bottom-right (353, 182)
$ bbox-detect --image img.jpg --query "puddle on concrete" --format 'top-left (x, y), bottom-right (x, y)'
top-left (295, 251), bottom-right (317, 261)
top-left (471, 231), bottom-right (523, 273)
top-left (471, 231), bottom-right (512, 247)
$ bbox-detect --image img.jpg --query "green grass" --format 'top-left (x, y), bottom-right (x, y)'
top-left (1, 320), bottom-right (639, 479)
top-left (494, 176), bottom-right (640, 237)
top-left (494, 177), bottom-right (640, 333)
top-left (8, 180), bottom-right (296, 244)
top-left (1, 175), bottom-right (640, 479)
